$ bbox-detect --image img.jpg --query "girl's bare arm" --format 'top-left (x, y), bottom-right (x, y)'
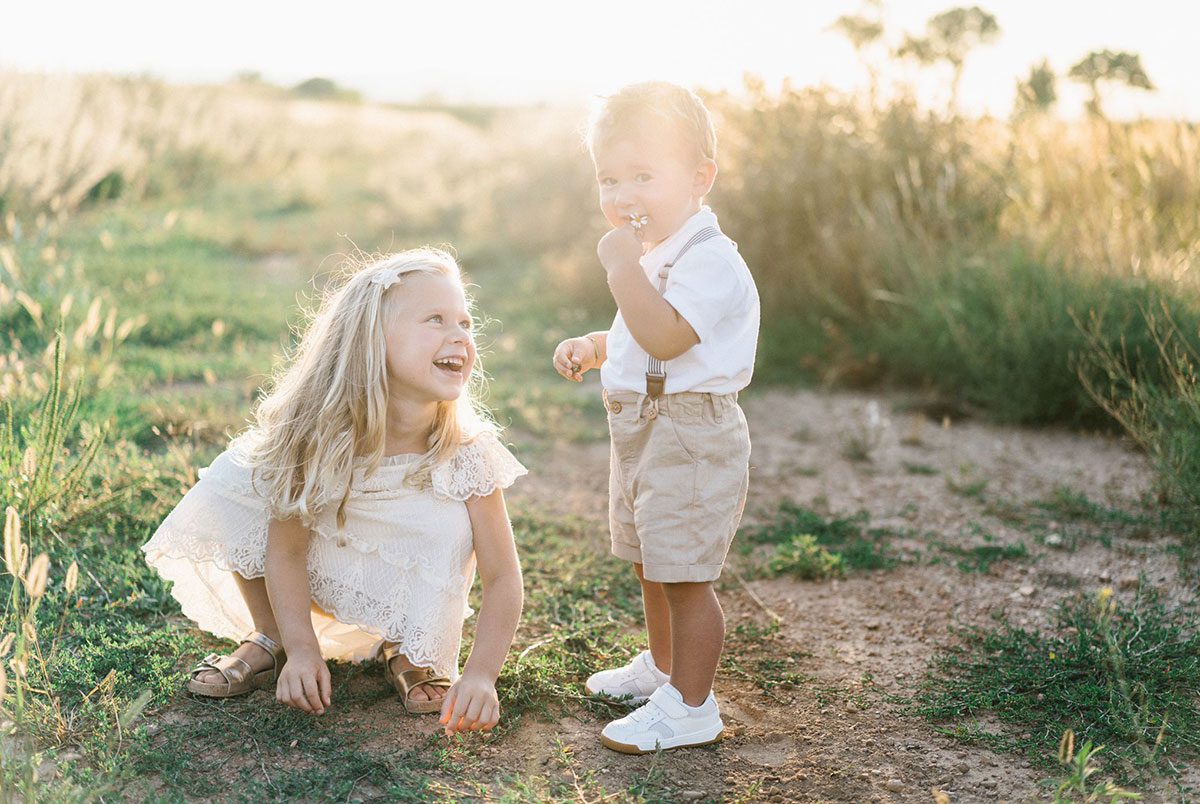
top-left (440, 489), bottom-right (523, 733)
top-left (266, 516), bottom-right (331, 714)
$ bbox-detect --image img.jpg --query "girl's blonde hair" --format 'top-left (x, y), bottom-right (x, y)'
top-left (243, 247), bottom-right (494, 528)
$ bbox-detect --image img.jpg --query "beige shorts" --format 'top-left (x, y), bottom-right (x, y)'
top-left (605, 389), bottom-right (751, 583)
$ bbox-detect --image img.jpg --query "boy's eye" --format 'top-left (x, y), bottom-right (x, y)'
top-left (460, 320), bottom-right (473, 331)
top-left (635, 173), bottom-right (652, 182)
top-left (599, 177), bottom-right (617, 187)
top-left (428, 314), bottom-right (443, 323)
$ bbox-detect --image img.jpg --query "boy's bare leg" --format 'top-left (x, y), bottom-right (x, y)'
top-left (194, 573), bottom-right (283, 684)
top-left (634, 563), bottom-right (672, 674)
top-left (661, 580), bottom-right (724, 706)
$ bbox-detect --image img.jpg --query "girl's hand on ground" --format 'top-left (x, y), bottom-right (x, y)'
top-left (439, 672), bottom-right (500, 735)
top-left (553, 337), bottom-right (598, 382)
top-left (276, 652), bottom-right (332, 715)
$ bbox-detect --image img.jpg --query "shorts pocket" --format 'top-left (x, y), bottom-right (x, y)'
top-left (667, 416), bottom-right (702, 464)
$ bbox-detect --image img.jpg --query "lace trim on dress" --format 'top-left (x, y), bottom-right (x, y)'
top-left (431, 431), bottom-right (528, 501)
top-left (306, 573), bottom-right (465, 675)
top-left (142, 517), bottom-right (469, 676)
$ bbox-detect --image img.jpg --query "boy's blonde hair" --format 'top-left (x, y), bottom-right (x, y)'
top-left (587, 81), bottom-right (717, 164)
top-left (244, 248), bottom-right (494, 528)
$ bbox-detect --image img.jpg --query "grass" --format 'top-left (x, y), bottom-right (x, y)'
top-left (767, 534), bottom-right (845, 579)
top-left (913, 588), bottom-right (1200, 783)
top-left (743, 501), bottom-right (1036, 578)
top-left (929, 537), bottom-right (1030, 574)
top-left (982, 486), bottom-right (1183, 556)
top-left (741, 501), bottom-right (900, 574)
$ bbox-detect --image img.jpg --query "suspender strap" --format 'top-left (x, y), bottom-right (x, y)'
top-left (646, 227), bottom-right (724, 399)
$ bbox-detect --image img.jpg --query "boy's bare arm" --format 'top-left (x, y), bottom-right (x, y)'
top-left (599, 229), bottom-right (699, 362)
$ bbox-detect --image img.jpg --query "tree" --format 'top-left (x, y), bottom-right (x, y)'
top-left (1013, 60), bottom-right (1057, 118)
top-left (830, 1), bottom-right (886, 108)
top-left (895, 6), bottom-right (1001, 113)
top-left (292, 77), bottom-right (362, 103)
top-left (1068, 50), bottom-right (1155, 118)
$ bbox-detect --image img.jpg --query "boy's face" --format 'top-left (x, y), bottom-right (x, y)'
top-left (593, 129), bottom-right (715, 249)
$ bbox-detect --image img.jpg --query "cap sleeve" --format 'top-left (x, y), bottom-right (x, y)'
top-left (431, 431), bottom-right (528, 501)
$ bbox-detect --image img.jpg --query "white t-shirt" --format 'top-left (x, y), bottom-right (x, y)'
top-left (601, 206), bottom-right (760, 395)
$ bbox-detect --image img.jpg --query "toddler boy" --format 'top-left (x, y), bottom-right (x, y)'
top-left (552, 81), bottom-right (759, 753)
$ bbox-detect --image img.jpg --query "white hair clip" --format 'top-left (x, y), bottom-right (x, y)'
top-left (370, 270), bottom-right (404, 290)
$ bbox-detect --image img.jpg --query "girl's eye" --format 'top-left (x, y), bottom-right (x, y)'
top-left (636, 173), bottom-right (652, 182)
top-left (429, 314), bottom-right (443, 323)
top-left (600, 177), bottom-right (616, 187)
top-left (460, 320), bottom-right (473, 331)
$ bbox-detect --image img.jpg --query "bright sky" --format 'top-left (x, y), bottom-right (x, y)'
top-left (3, 0), bottom-right (1197, 119)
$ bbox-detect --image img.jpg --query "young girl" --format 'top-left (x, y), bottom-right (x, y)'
top-left (142, 248), bottom-right (525, 733)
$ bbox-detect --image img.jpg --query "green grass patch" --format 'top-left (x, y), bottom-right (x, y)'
top-left (912, 589), bottom-right (1200, 781)
top-left (940, 541), bottom-right (1029, 574)
top-left (1033, 487), bottom-right (1155, 531)
top-left (946, 476), bottom-right (990, 499)
top-left (768, 534), bottom-right (845, 579)
top-left (742, 501), bottom-right (900, 573)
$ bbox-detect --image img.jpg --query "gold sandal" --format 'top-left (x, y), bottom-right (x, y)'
top-left (187, 631), bottom-right (285, 698)
top-left (380, 643), bottom-right (452, 714)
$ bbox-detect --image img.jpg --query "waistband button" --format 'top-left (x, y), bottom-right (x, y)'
top-left (609, 400), bottom-right (623, 414)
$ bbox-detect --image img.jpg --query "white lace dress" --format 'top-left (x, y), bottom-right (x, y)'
top-left (141, 430), bottom-right (526, 680)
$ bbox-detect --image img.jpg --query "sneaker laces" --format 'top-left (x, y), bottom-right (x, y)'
top-left (627, 699), bottom-right (668, 725)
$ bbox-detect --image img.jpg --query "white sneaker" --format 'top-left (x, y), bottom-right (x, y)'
top-left (585, 650), bottom-right (669, 704)
top-left (600, 683), bottom-right (725, 754)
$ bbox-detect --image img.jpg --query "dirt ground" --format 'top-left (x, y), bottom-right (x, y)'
top-left (496, 387), bottom-right (1192, 803)
top-left (137, 387), bottom-right (1193, 803)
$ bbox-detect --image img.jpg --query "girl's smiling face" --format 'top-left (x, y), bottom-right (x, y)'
top-left (383, 272), bottom-right (476, 404)
top-left (593, 129), bottom-right (716, 248)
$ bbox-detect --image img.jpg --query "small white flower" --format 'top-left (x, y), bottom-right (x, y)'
top-left (629, 214), bottom-right (649, 230)
top-left (867, 401), bottom-right (883, 431)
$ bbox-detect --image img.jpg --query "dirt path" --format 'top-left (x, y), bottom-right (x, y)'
top-left (133, 387), bottom-right (1189, 802)
top-left (504, 387), bottom-right (1189, 802)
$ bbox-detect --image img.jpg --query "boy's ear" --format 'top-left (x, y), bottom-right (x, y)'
top-left (693, 158), bottom-right (718, 199)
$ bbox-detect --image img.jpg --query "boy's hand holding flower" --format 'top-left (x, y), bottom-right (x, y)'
top-left (597, 227), bottom-right (643, 276)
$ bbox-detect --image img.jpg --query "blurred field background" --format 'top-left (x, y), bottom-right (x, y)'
top-left (2, 3), bottom-right (1200, 798)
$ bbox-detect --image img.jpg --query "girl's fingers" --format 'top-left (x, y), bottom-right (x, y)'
top-left (291, 683), bottom-right (312, 712)
top-left (439, 689), bottom-right (459, 732)
top-left (445, 693), bottom-right (470, 734)
top-left (463, 696), bottom-right (485, 730)
top-left (284, 680), bottom-right (310, 712)
top-left (278, 678), bottom-right (295, 708)
top-left (300, 676), bottom-right (324, 714)
top-left (319, 667), bottom-right (332, 708)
